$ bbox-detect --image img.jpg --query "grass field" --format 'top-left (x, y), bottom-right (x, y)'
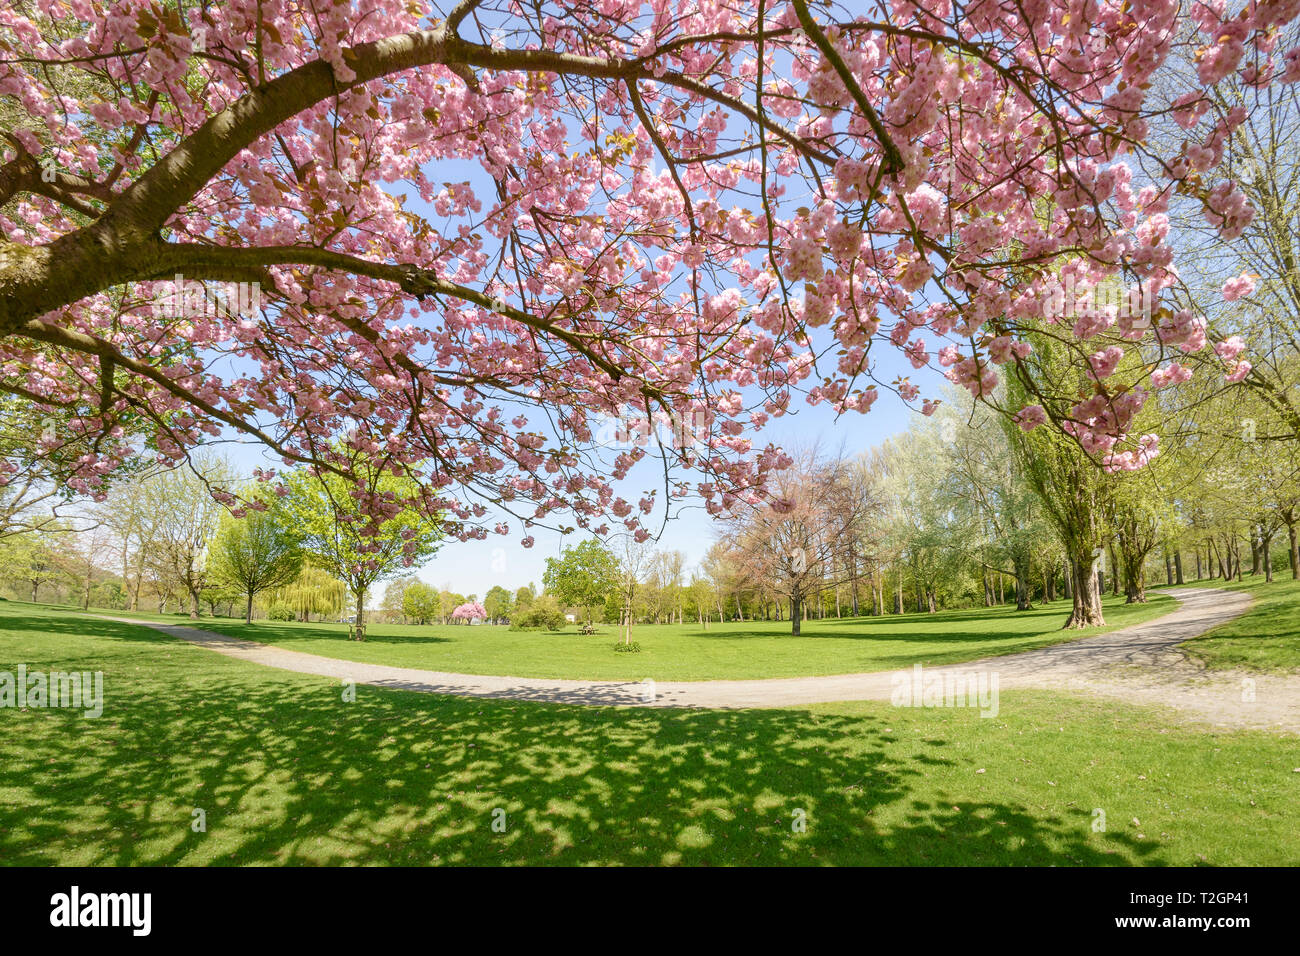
top-left (1, 600), bottom-right (1295, 866)
top-left (1175, 576), bottom-right (1300, 673)
top-left (69, 592), bottom-right (1177, 681)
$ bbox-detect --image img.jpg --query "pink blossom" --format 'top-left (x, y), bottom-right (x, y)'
top-left (1221, 274), bottom-right (1256, 302)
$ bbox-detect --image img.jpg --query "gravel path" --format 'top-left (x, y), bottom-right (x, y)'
top-left (108, 587), bottom-right (1299, 732)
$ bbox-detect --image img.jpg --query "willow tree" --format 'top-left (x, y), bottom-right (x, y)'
top-left (273, 565), bottom-right (348, 623)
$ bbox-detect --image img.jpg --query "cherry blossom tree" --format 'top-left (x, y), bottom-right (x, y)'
top-left (3, 0), bottom-right (1298, 542)
top-left (450, 600), bottom-right (486, 622)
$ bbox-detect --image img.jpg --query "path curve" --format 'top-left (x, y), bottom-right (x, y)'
top-left (110, 587), bottom-right (1299, 732)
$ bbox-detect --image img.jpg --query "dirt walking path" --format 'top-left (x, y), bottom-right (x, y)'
top-left (108, 587), bottom-right (1299, 732)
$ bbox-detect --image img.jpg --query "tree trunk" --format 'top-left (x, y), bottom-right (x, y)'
top-left (1174, 550), bottom-right (1184, 585)
top-left (1288, 520), bottom-right (1299, 581)
top-left (1262, 530), bottom-right (1274, 583)
top-left (245, 591), bottom-right (254, 624)
top-left (130, 571), bottom-right (143, 610)
top-left (849, 558), bottom-right (860, 616)
top-left (790, 595), bottom-right (802, 636)
top-left (1013, 556), bottom-right (1031, 611)
top-left (1123, 561), bottom-right (1146, 603)
top-left (1064, 551), bottom-right (1105, 628)
top-left (352, 590), bottom-right (367, 641)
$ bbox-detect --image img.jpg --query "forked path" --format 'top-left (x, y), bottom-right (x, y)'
top-left (112, 587), bottom-right (1299, 732)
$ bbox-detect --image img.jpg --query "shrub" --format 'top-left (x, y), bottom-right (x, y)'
top-left (612, 641), bottom-right (641, 653)
top-left (267, 602), bottom-right (295, 622)
top-left (509, 594), bottom-right (566, 631)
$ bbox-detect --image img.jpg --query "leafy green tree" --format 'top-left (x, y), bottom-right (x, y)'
top-left (511, 594), bottom-right (566, 631)
top-left (90, 580), bottom-right (127, 610)
top-left (1005, 333), bottom-right (1117, 628)
top-left (438, 590), bottom-right (465, 624)
top-left (483, 585), bottom-right (513, 624)
top-left (1, 532), bottom-right (62, 602)
top-left (542, 539), bottom-right (619, 623)
top-left (381, 573), bottom-right (420, 622)
top-left (209, 499), bottom-right (304, 623)
top-left (282, 457), bottom-right (441, 640)
top-left (271, 565), bottom-right (348, 622)
top-left (513, 584), bottom-right (536, 615)
top-left (402, 582), bottom-right (441, 625)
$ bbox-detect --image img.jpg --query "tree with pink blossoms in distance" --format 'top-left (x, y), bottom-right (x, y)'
top-left (450, 601), bottom-right (486, 623)
top-left (3, 0), bottom-right (1298, 541)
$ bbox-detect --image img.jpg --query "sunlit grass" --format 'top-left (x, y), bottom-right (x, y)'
top-left (1175, 576), bottom-right (1300, 673)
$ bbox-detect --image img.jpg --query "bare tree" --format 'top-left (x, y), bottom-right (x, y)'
top-left (139, 457), bottom-right (230, 619)
top-left (721, 450), bottom-right (882, 636)
top-left (614, 537), bottom-right (651, 646)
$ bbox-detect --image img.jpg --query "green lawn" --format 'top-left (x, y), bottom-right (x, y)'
top-left (0, 602), bottom-right (1295, 866)
top-left (68, 592), bottom-right (1177, 681)
top-left (1174, 575), bottom-right (1300, 673)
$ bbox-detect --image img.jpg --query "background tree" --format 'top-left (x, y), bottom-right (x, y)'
top-left (208, 498), bottom-right (304, 623)
top-left (451, 601), bottom-right (487, 624)
top-left (380, 573), bottom-right (421, 623)
top-left (542, 539), bottom-right (619, 624)
top-left (2, 531), bottom-right (62, 602)
top-left (138, 457), bottom-right (230, 619)
top-left (483, 585), bottom-right (513, 625)
top-left (272, 565), bottom-right (348, 623)
top-left (53, 522), bottom-right (115, 611)
top-left (402, 582), bottom-right (441, 625)
top-left (722, 450), bottom-right (880, 635)
top-left (281, 453), bottom-right (441, 640)
top-left (613, 538), bottom-right (651, 645)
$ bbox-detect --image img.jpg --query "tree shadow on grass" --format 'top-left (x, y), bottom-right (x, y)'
top-left (0, 616), bottom-right (1163, 867)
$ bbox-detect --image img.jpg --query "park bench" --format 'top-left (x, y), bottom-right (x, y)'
top-left (580, 623), bottom-right (598, 635)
